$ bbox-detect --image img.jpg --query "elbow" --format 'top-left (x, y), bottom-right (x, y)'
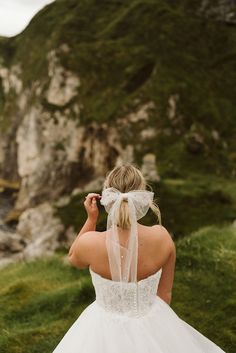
top-left (68, 252), bottom-right (76, 267)
top-left (68, 254), bottom-right (73, 267)
top-left (67, 252), bottom-right (88, 269)
top-left (68, 247), bottom-right (77, 265)
top-left (68, 246), bottom-right (73, 258)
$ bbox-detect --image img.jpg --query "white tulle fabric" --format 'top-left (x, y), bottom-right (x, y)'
top-left (53, 267), bottom-right (226, 353)
top-left (99, 187), bottom-right (154, 313)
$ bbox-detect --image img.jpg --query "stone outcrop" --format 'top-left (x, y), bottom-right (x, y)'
top-left (46, 49), bottom-right (80, 106)
top-left (199, 0), bottom-right (236, 24)
top-left (0, 230), bottom-right (25, 253)
top-left (0, 51), bottom-right (158, 266)
top-left (0, 64), bottom-right (23, 95)
top-left (141, 154), bottom-right (160, 182)
top-left (17, 202), bottom-right (65, 259)
top-left (1, 0), bottom-right (235, 267)
top-left (15, 114), bottom-right (134, 209)
top-left (0, 202), bottom-right (66, 267)
top-left (0, 43), bottom-right (159, 266)
top-left (0, 46), bottom-right (138, 211)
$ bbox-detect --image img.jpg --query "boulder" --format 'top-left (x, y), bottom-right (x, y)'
top-left (0, 230), bottom-right (25, 253)
top-left (141, 154), bottom-right (160, 182)
top-left (46, 50), bottom-right (80, 106)
top-left (17, 202), bottom-right (65, 260)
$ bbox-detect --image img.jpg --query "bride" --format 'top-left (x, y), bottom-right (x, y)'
top-left (53, 163), bottom-right (225, 352)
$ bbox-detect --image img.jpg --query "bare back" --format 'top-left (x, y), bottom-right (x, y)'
top-left (89, 224), bottom-right (172, 279)
top-left (70, 223), bottom-right (176, 304)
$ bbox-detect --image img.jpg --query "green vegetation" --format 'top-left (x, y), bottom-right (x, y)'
top-left (157, 174), bottom-right (236, 237)
top-left (0, 2), bottom-right (235, 351)
top-left (55, 174), bottom-right (236, 238)
top-left (172, 224), bottom-right (236, 353)
top-left (0, 224), bottom-right (235, 353)
top-left (0, 0), bottom-right (236, 177)
top-left (0, 256), bottom-right (94, 353)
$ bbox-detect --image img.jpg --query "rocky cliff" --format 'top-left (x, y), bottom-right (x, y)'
top-left (0, 0), bottom-right (236, 265)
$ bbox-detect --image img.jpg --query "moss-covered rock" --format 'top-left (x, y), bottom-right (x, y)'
top-left (0, 0), bottom-right (235, 265)
top-left (0, 0), bottom-right (236, 180)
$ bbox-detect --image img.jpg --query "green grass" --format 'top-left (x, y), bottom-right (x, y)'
top-left (156, 174), bottom-right (236, 237)
top-left (0, 224), bottom-right (235, 352)
top-left (55, 174), bottom-right (236, 238)
top-left (0, 257), bottom-right (95, 353)
top-left (172, 224), bottom-right (236, 352)
top-left (1, 3), bottom-right (236, 349)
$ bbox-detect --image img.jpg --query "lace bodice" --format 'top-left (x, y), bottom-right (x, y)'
top-left (89, 267), bottom-right (162, 318)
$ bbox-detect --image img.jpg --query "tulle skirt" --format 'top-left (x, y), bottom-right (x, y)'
top-left (52, 296), bottom-right (225, 353)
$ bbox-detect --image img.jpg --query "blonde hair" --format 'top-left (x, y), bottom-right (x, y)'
top-left (103, 163), bottom-right (161, 229)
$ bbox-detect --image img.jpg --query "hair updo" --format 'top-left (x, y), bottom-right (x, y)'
top-left (103, 163), bottom-right (161, 229)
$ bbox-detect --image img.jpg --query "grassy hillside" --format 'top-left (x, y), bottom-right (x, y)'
top-left (0, 0), bottom-right (235, 239)
top-left (55, 174), bottom-right (236, 238)
top-left (0, 5), bottom-right (235, 350)
top-left (0, 224), bottom-right (235, 353)
top-left (1, 0), bottom-right (236, 178)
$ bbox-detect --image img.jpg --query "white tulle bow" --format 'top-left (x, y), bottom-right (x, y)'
top-left (100, 187), bottom-right (154, 285)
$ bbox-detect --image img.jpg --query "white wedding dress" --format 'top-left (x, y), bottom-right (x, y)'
top-left (52, 265), bottom-right (226, 353)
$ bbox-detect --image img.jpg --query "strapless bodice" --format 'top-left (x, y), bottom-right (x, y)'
top-left (89, 267), bottom-right (162, 318)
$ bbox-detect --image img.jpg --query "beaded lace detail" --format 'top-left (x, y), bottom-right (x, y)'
top-left (89, 267), bottom-right (162, 318)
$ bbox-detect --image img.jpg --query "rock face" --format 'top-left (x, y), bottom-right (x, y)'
top-left (0, 50), bottom-right (157, 266)
top-left (0, 64), bottom-right (24, 181)
top-left (141, 154), bottom-right (160, 182)
top-left (17, 203), bottom-right (65, 259)
top-left (0, 202), bottom-right (66, 267)
top-left (199, 0), bottom-right (236, 23)
top-left (1, 47), bottom-right (137, 210)
top-left (0, 0), bottom-right (236, 266)
top-left (15, 105), bottom-right (82, 209)
top-left (46, 49), bottom-right (80, 106)
top-left (15, 111), bottom-right (134, 209)
top-left (0, 43), bottom-right (158, 266)
top-left (0, 65), bottom-right (23, 95)
top-left (0, 230), bottom-right (25, 253)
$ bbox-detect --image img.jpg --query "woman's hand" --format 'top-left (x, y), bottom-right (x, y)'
top-left (84, 192), bottom-right (101, 222)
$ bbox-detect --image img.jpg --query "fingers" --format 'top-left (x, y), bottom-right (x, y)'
top-left (84, 193), bottom-right (101, 205)
top-left (86, 193), bottom-right (101, 198)
top-left (85, 193), bottom-right (101, 200)
top-left (91, 198), bottom-right (97, 208)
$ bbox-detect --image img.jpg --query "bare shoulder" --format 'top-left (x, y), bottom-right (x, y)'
top-left (75, 230), bottom-right (105, 247)
top-left (68, 230), bottom-right (105, 269)
top-left (151, 225), bottom-right (175, 252)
